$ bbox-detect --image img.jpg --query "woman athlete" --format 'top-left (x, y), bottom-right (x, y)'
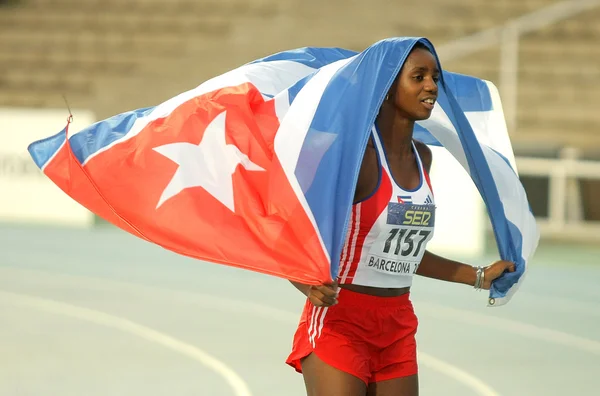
top-left (286, 42), bottom-right (515, 396)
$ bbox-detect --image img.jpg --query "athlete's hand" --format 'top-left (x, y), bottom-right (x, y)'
top-left (307, 281), bottom-right (339, 307)
top-left (482, 260), bottom-right (516, 289)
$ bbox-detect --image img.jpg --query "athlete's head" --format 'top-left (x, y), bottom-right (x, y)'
top-left (383, 42), bottom-right (439, 121)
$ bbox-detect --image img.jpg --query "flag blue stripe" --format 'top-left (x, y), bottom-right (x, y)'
top-left (442, 72), bottom-right (493, 112)
top-left (28, 128), bottom-right (67, 169)
top-left (70, 107), bottom-right (155, 164)
top-left (293, 38), bottom-right (421, 278)
top-left (491, 220), bottom-right (525, 299)
top-left (28, 107), bottom-right (155, 168)
top-left (437, 85), bottom-right (524, 299)
top-left (414, 125), bottom-right (442, 146)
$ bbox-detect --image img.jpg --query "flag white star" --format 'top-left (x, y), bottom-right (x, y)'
top-left (153, 111), bottom-right (265, 212)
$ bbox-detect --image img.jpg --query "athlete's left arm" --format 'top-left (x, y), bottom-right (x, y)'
top-left (416, 251), bottom-right (477, 286)
top-left (412, 141), bottom-right (515, 289)
top-left (416, 252), bottom-right (514, 289)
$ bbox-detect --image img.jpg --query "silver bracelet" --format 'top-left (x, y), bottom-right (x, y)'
top-left (481, 267), bottom-right (485, 290)
top-left (474, 266), bottom-right (484, 291)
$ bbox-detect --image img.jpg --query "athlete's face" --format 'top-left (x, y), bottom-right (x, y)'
top-left (392, 47), bottom-right (439, 121)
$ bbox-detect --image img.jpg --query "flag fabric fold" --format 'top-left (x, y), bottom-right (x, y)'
top-left (28, 37), bottom-right (539, 306)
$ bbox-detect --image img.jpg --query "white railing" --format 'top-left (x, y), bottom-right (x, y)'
top-left (518, 149), bottom-right (600, 242)
top-left (438, 0), bottom-right (600, 242)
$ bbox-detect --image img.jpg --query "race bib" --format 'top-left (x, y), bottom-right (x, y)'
top-left (366, 203), bottom-right (436, 276)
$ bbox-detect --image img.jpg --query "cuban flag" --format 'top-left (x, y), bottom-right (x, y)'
top-left (28, 37), bottom-right (539, 307)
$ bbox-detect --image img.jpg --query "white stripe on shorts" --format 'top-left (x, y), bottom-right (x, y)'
top-left (308, 305), bottom-right (329, 347)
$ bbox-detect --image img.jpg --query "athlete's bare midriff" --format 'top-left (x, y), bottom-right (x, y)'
top-left (339, 283), bottom-right (411, 297)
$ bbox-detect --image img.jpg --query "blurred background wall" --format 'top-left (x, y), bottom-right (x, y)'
top-left (1, 0), bottom-right (599, 244)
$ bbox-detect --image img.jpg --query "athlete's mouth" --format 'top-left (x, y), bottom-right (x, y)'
top-left (421, 97), bottom-right (436, 110)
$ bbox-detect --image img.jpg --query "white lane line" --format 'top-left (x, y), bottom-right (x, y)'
top-left (0, 267), bottom-right (500, 396)
top-left (417, 353), bottom-right (501, 396)
top-left (417, 301), bottom-right (600, 355)
top-left (0, 290), bottom-right (252, 396)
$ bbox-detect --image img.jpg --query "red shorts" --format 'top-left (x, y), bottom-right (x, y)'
top-left (286, 288), bottom-right (418, 385)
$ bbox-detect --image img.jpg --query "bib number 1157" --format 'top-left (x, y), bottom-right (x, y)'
top-left (383, 229), bottom-right (431, 257)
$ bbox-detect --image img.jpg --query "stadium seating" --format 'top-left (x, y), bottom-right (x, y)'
top-left (1, 0), bottom-right (599, 153)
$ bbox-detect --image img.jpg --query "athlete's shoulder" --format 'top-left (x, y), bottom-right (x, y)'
top-left (413, 139), bottom-right (432, 174)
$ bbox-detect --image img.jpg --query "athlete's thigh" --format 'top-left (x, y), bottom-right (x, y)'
top-left (301, 353), bottom-right (367, 396)
top-left (366, 374), bottom-right (419, 396)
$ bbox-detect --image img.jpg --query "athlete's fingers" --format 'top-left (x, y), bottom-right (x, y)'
top-left (331, 280), bottom-right (339, 292)
top-left (322, 295), bottom-right (337, 306)
top-left (315, 283), bottom-right (338, 298)
top-left (308, 294), bottom-right (336, 307)
top-left (312, 290), bottom-right (337, 306)
top-left (308, 288), bottom-right (337, 306)
top-left (308, 295), bottom-right (325, 307)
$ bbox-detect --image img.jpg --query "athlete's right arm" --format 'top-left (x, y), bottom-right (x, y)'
top-left (290, 281), bottom-right (339, 307)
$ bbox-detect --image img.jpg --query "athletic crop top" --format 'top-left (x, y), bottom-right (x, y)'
top-left (337, 126), bottom-right (436, 288)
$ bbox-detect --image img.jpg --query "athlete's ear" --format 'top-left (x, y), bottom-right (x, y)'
top-left (385, 75), bottom-right (400, 103)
